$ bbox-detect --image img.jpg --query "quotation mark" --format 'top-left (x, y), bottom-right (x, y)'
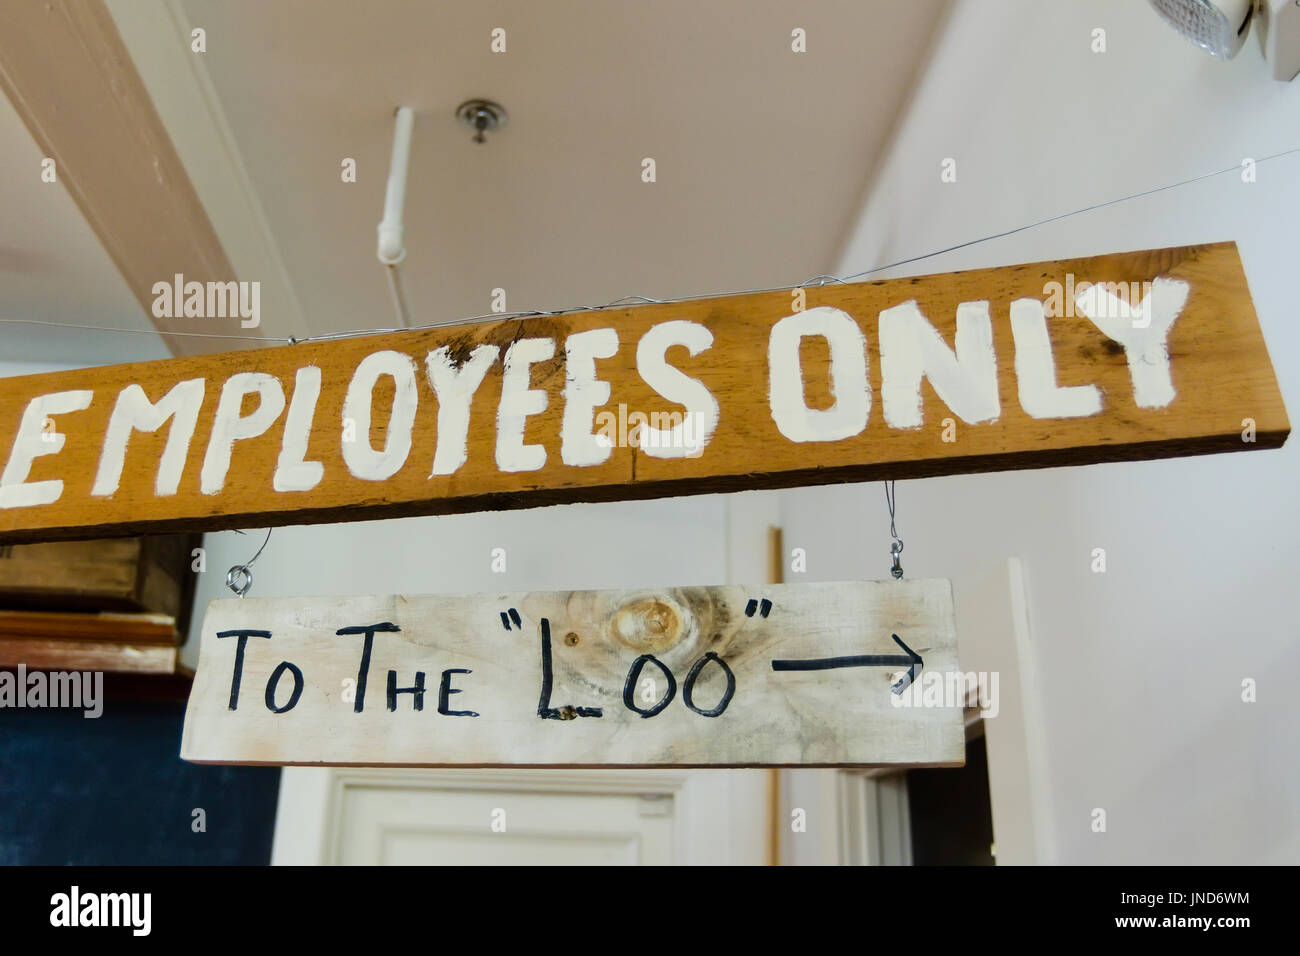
top-left (745, 598), bottom-right (773, 618)
top-left (500, 608), bottom-right (522, 631)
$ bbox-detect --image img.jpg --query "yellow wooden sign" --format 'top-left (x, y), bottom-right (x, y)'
top-left (0, 242), bottom-right (1286, 544)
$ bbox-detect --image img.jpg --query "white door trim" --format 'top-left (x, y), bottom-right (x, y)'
top-left (777, 557), bottom-right (1046, 864)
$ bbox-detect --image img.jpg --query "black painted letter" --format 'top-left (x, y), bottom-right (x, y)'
top-left (536, 618), bottom-right (602, 719)
top-left (682, 652), bottom-right (735, 717)
top-left (265, 661), bottom-right (304, 713)
top-left (336, 622), bottom-right (400, 712)
top-left (622, 654), bottom-right (676, 718)
top-left (217, 629), bottom-right (271, 711)
top-left (438, 668), bottom-right (479, 717)
top-left (387, 670), bottom-right (426, 711)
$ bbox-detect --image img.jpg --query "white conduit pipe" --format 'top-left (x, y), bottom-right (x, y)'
top-left (377, 106), bottom-right (415, 327)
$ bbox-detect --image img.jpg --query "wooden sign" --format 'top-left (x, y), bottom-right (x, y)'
top-left (180, 579), bottom-right (964, 767)
top-left (0, 242), bottom-right (1287, 544)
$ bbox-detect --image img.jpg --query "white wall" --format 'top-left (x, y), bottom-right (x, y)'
top-left (0, 360), bottom-right (76, 377)
top-left (185, 495), bottom-right (732, 670)
top-left (781, 0), bottom-right (1300, 864)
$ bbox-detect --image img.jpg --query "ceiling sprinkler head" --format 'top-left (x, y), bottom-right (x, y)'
top-left (455, 99), bottom-right (508, 144)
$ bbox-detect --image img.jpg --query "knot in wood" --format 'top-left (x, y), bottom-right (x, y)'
top-left (611, 596), bottom-right (687, 652)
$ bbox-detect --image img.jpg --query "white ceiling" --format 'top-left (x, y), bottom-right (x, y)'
top-left (0, 0), bottom-right (948, 358)
top-left (174, 0), bottom-right (948, 336)
top-left (0, 87), bottom-right (169, 367)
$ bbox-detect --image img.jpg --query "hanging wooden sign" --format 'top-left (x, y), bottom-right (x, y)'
top-left (0, 242), bottom-right (1287, 544)
top-left (180, 579), bottom-right (964, 767)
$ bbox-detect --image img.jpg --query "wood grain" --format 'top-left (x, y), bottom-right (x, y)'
top-left (181, 579), bottom-right (964, 768)
top-left (0, 534), bottom-right (196, 617)
top-left (0, 640), bottom-right (179, 674)
top-left (0, 609), bottom-right (178, 644)
top-left (0, 609), bottom-right (180, 673)
top-left (0, 243), bottom-right (1287, 544)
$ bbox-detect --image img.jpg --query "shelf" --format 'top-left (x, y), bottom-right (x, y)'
top-left (0, 609), bottom-right (183, 675)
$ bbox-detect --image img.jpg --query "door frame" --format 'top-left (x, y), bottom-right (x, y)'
top-left (778, 557), bottom-right (1050, 865)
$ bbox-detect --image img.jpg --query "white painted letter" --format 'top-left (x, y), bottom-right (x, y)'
top-left (274, 366), bottom-right (324, 492)
top-left (426, 344), bottom-right (499, 476)
top-left (879, 299), bottom-right (1000, 428)
top-left (341, 351), bottom-right (418, 481)
top-left (635, 320), bottom-right (719, 458)
top-left (562, 328), bottom-right (619, 466)
top-left (1074, 277), bottom-right (1188, 408)
top-left (201, 373), bottom-right (285, 494)
top-left (93, 379), bottom-right (205, 497)
top-left (1009, 299), bottom-right (1101, 418)
top-left (496, 338), bottom-right (555, 472)
top-left (769, 306), bottom-right (870, 442)
top-left (0, 390), bottom-right (93, 508)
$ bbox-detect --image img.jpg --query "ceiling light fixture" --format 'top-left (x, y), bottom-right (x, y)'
top-left (1147, 0), bottom-right (1300, 79)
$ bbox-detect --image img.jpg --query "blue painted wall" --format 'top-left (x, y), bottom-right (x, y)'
top-left (0, 700), bottom-right (280, 865)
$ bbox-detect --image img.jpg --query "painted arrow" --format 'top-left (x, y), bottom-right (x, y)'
top-left (770, 633), bottom-right (923, 695)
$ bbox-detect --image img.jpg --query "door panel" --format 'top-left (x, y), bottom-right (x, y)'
top-left (336, 783), bottom-right (673, 865)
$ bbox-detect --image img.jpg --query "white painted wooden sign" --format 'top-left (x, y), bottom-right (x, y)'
top-left (180, 579), bottom-right (964, 767)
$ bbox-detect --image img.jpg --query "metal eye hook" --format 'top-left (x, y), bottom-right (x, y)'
top-left (226, 528), bottom-right (272, 598)
top-left (225, 564), bottom-right (254, 597)
top-left (885, 481), bottom-right (904, 580)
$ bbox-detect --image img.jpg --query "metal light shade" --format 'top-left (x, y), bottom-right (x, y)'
top-left (1148, 0), bottom-right (1255, 58)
